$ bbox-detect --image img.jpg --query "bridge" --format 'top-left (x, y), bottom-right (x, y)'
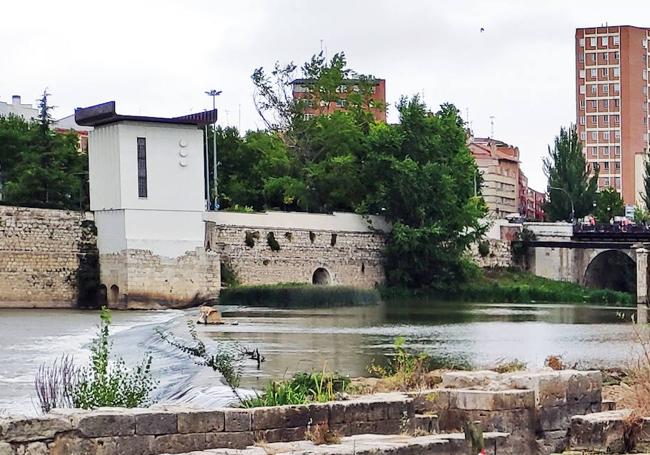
top-left (523, 222), bottom-right (650, 322)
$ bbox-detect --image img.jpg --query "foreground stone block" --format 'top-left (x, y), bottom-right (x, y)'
top-left (152, 432), bottom-right (207, 454)
top-left (441, 371), bottom-right (500, 389)
top-left (569, 409), bottom-right (631, 453)
top-left (250, 405), bottom-right (309, 430)
top-left (177, 410), bottom-right (225, 434)
top-left (254, 426), bottom-right (306, 443)
top-left (223, 410), bottom-right (252, 432)
top-left (0, 415), bottom-right (72, 442)
top-left (136, 411), bottom-right (178, 435)
top-left (72, 409), bottom-right (136, 437)
top-left (448, 389), bottom-right (535, 411)
top-left (205, 431), bottom-right (255, 449)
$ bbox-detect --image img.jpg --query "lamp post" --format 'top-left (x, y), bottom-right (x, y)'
top-left (549, 186), bottom-right (575, 223)
top-left (205, 89), bottom-right (222, 210)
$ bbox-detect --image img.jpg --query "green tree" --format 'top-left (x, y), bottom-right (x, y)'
top-left (0, 91), bottom-right (88, 209)
top-left (641, 158), bottom-right (650, 211)
top-left (594, 187), bottom-right (624, 223)
top-left (543, 125), bottom-right (599, 221)
top-left (362, 96), bottom-right (487, 289)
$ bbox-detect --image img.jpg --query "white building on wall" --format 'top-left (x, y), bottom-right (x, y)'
top-left (0, 95), bottom-right (38, 121)
top-left (76, 101), bottom-right (220, 308)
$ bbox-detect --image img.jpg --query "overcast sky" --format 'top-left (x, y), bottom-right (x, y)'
top-left (1, 0), bottom-right (648, 190)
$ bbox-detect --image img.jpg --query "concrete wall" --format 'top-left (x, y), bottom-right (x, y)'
top-left (0, 206), bottom-right (98, 308)
top-left (205, 211), bottom-right (388, 288)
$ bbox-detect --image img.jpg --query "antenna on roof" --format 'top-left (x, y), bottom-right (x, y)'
top-left (489, 115), bottom-right (496, 138)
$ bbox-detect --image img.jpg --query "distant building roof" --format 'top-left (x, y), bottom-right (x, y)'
top-left (291, 77), bottom-right (384, 86)
top-left (75, 101), bottom-right (218, 127)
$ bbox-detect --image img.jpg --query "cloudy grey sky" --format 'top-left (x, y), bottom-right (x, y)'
top-left (1, 0), bottom-right (648, 190)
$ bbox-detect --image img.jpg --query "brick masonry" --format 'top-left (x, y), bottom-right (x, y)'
top-left (0, 206), bottom-right (98, 308)
top-left (207, 224), bottom-right (386, 288)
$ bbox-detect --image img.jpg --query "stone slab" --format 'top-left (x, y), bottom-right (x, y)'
top-left (0, 415), bottom-right (72, 442)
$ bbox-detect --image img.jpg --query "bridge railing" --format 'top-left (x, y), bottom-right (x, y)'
top-left (574, 223), bottom-right (650, 234)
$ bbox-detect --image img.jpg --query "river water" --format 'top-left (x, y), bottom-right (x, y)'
top-left (0, 301), bottom-right (642, 415)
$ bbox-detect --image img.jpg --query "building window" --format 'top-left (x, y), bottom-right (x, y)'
top-left (614, 51), bottom-right (620, 60)
top-left (581, 131), bottom-right (587, 141)
top-left (603, 131), bottom-right (610, 140)
top-left (615, 162), bottom-right (621, 170)
top-left (602, 84), bottom-right (609, 94)
top-left (602, 36), bottom-right (608, 46)
top-left (603, 115), bottom-right (609, 124)
top-left (604, 161), bottom-right (610, 170)
top-left (613, 115), bottom-right (619, 124)
top-left (590, 68), bottom-right (597, 78)
top-left (615, 130), bottom-right (621, 140)
top-left (602, 68), bottom-right (609, 77)
top-left (592, 115), bottom-right (597, 124)
top-left (603, 99), bottom-right (609, 109)
top-left (614, 67), bottom-right (620, 77)
top-left (579, 54), bottom-right (585, 63)
top-left (615, 146), bottom-right (621, 156)
top-left (591, 147), bottom-right (598, 156)
top-left (591, 100), bottom-right (597, 109)
top-left (615, 177), bottom-right (621, 188)
top-left (614, 98), bottom-right (620, 108)
top-left (591, 131), bottom-right (598, 141)
top-left (590, 37), bottom-right (597, 47)
top-left (614, 83), bottom-right (620, 93)
top-left (602, 146), bottom-right (609, 155)
top-left (603, 52), bottom-right (608, 62)
top-left (137, 137), bottom-right (147, 198)
top-left (580, 116), bottom-right (586, 125)
top-left (580, 38), bottom-right (585, 47)
top-left (580, 99), bottom-right (586, 109)
top-left (613, 35), bottom-right (620, 45)
top-left (591, 85), bottom-right (597, 95)
top-left (590, 53), bottom-right (596, 63)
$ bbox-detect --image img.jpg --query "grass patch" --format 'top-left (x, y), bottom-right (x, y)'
top-left (381, 268), bottom-right (635, 306)
top-left (242, 371), bottom-right (350, 407)
top-left (219, 283), bottom-right (381, 308)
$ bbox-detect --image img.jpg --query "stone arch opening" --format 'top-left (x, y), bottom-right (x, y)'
top-left (584, 250), bottom-right (636, 293)
top-left (97, 285), bottom-right (108, 306)
top-left (312, 267), bottom-right (331, 285)
top-left (109, 284), bottom-right (120, 305)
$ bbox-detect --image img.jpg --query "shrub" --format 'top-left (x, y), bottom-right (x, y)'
top-left (158, 321), bottom-right (245, 403)
top-left (478, 240), bottom-right (490, 258)
top-left (242, 370), bottom-right (350, 408)
top-left (34, 355), bottom-right (79, 413)
top-left (220, 261), bottom-right (240, 287)
top-left (492, 359), bottom-right (527, 373)
top-left (72, 307), bottom-right (157, 409)
top-left (368, 337), bottom-right (430, 391)
top-left (244, 231), bottom-right (259, 248)
top-left (267, 231), bottom-right (281, 251)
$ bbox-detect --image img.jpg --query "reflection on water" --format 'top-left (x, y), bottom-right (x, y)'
top-left (0, 301), bottom-right (642, 415)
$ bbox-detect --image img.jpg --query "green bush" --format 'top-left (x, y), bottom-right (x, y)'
top-left (242, 371), bottom-right (350, 407)
top-left (72, 307), bottom-right (157, 409)
top-left (477, 240), bottom-right (490, 258)
top-left (219, 284), bottom-right (381, 308)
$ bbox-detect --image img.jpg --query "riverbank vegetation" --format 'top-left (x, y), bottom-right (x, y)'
top-left (382, 268), bottom-right (635, 306)
top-left (34, 308), bottom-right (156, 412)
top-left (219, 283), bottom-right (381, 308)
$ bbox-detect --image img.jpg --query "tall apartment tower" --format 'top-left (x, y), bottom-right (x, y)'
top-left (575, 25), bottom-right (650, 205)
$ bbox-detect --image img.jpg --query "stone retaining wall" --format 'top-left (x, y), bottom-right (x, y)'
top-left (0, 206), bottom-right (98, 308)
top-left (207, 224), bottom-right (386, 288)
top-left (469, 239), bottom-right (514, 268)
top-left (0, 370), bottom-right (605, 455)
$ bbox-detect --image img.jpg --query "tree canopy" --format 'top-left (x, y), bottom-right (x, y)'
top-left (543, 125), bottom-right (598, 221)
top-left (0, 92), bottom-right (88, 209)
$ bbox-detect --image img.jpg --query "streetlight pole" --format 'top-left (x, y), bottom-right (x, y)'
top-left (205, 89), bottom-right (222, 210)
top-left (549, 186), bottom-right (575, 223)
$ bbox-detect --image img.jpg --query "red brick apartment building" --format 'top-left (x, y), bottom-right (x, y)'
top-left (576, 25), bottom-right (650, 205)
top-left (291, 78), bottom-right (387, 122)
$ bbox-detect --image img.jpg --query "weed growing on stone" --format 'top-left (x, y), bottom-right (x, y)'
top-left (305, 423), bottom-right (341, 445)
top-left (367, 337), bottom-right (430, 391)
top-left (242, 369), bottom-right (350, 408)
top-left (492, 358), bottom-right (527, 373)
top-left (34, 354), bottom-right (79, 413)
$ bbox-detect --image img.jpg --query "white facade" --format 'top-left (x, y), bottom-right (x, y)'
top-left (0, 96), bottom-right (38, 121)
top-left (89, 121), bottom-right (206, 258)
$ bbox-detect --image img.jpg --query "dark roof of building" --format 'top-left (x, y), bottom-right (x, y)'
top-left (74, 101), bottom-right (218, 127)
top-left (291, 77), bottom-right (383, 86)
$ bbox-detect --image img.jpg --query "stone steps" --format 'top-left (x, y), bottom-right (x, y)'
top-left (166, 432), bottom-right (511, 455)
